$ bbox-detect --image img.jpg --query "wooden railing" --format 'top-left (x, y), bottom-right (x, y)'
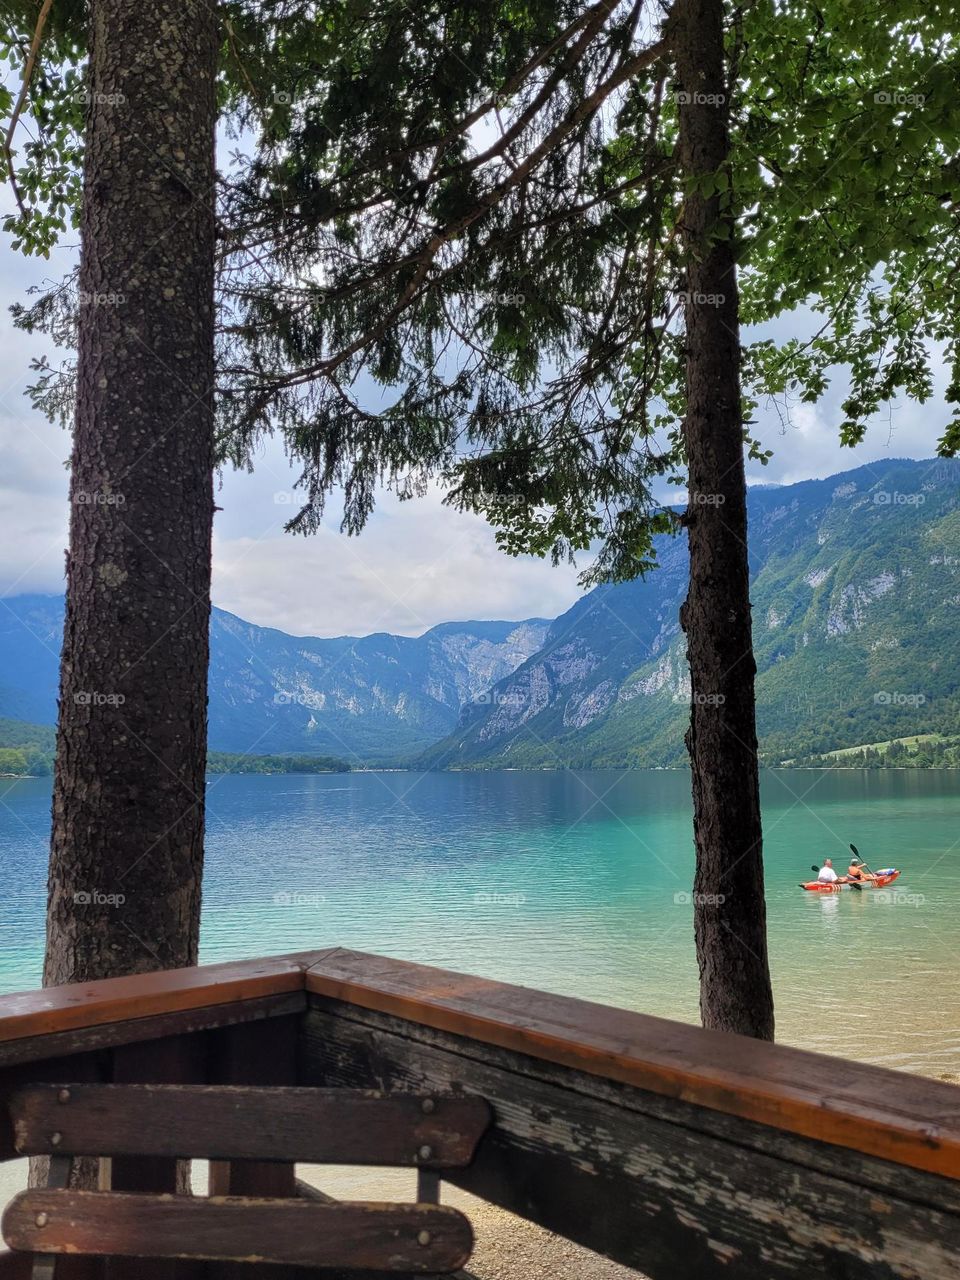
top-left (0, 948), bottom-right (958, 1279)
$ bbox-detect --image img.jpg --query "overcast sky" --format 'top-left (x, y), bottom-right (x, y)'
top-left (0, 195), bottom-right (949, 639)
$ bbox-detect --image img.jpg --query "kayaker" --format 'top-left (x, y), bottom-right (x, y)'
top-left (817, 859), bottom-right (839, 884)
top-left (847, 858), bottom-right (867, 883)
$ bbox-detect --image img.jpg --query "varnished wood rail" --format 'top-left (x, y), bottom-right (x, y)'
top-left (304, 948), bottom-right (960, 1181)
top-left (0, 949), bottom-right (958, 1280)
top-left (302, 949), bottom-right (960, 1280)
top-left (0, 952), bottom-right (327, 1055)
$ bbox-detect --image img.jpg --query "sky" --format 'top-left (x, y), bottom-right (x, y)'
top-left (0, 197), bottom-right (951, 640)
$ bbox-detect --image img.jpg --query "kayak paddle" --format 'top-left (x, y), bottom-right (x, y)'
top-left (849, 842), bottom-right (876, 876)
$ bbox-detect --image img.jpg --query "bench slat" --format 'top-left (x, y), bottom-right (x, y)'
top-left (2, 1193), bottom-right (472, 1272)
top-left (11, 1085), bottom-right (491, 1166)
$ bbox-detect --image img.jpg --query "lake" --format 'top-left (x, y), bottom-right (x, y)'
top-left (1, 768), bottom-right (958, 1077)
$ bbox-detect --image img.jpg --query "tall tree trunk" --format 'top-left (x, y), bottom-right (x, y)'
top-left (674, 0), bottom-right (774, 1039)
top-left (44, 0), bottom-right (218, 986)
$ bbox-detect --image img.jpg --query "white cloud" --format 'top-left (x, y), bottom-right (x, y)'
top-left (212, 480), bottom-right (582, 637)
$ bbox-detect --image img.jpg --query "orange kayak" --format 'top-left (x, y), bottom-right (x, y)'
top-left (800, 869), bottom-right (901, 893)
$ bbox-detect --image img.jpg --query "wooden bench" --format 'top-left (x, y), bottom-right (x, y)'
top-left (1, 1084), bottom-right (491, 1276)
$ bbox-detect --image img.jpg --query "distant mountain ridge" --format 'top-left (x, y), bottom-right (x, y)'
top-left (2, 458), bottom-right (958, 768)
top-left (421, 458), bottom-right (960, 767)
top-left (0, 599), bottom-right (549, 763)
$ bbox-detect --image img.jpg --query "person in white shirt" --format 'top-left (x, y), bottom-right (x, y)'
top-left (817, 859), bottom-right (839, 883)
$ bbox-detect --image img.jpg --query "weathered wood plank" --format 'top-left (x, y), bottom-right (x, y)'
top-left (304, 949), bottom-right (960, 1181)
top-left (0, 952), bottom-right (328, 1051)
top-left (207, 1014), bottom-right (299, 1204)
top-left (293, 1182), bottom-right (481, 1280)
top-left (13, 1083), bottom-right (491, 1166)
top-left (0, 1052), bottom-right (107, 1163)
top-left (304, 1000), bottom-right (960, 1217)
top-left (106, 1035), bottom-right (210, 1280)
top-left (2, 1193), bottom-right (473, 1273)
top-left (301, 1003), bottom-right (960, 1280)
top-left (108, 1035), bottom-right (208, 1193)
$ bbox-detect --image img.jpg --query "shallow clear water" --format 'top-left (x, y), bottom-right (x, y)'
top-left (2, 768), bottom-right (958, 1075)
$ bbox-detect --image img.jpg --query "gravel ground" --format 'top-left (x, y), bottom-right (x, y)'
top-left (444, 1190), bottom-right (646, 1280)
top-left (299, 1165), bottom-right (647, 1280)
top-left (0, 1159), bottom-right (647, 1279)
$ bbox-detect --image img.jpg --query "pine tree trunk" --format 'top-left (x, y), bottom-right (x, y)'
top-left (674, 0), bottom-right (775, 1039)
top-left (44, 0), bottom-right (218, 987)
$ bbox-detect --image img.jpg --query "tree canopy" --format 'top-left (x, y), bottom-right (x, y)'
top-left (5, 2), bottom-right (958, 586)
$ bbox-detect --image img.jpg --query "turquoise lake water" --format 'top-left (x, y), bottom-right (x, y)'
top-left (1, 768), bottom-right (958, 1076)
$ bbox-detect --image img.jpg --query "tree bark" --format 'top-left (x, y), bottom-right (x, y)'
top-left (674, 0), bottom-right (775, 1039)
top-left (44, 0), bottom-right (218, 986)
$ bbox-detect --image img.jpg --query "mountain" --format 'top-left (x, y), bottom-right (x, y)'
top-left (4, 458), bottom-right (958, 769)
top-left (0, 598), bottom-right (549, 763)
top-left (422, 458), bottom-right (960, 767)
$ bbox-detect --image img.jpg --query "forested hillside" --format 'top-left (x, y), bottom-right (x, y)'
top-left (423, 459), bottom-right (960, 768)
